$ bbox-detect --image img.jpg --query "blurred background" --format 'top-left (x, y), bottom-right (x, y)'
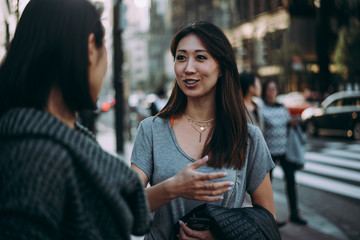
top-left (1, 0), bottom-right (360, 143)
top-left (1, 1), bottom-right (360, 239)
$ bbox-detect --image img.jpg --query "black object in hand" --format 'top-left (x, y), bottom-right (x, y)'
top-left (186, 217), bottom-right (211, 231)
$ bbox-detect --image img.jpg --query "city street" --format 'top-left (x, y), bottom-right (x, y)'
top-left (272, 137), bottom-right (360, 240)
top-left (96, 110), bottom-right (360, 240)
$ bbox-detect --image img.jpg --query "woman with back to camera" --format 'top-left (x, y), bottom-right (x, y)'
top-left (0, 0), bottom-right (151, 239)
top-left (261, 79), bottom-right (307, 226)
top-left (130, 21), bottom-right (276, 240)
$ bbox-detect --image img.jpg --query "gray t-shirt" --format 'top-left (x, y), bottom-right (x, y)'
top-left (131, 117), bottom-right (274, 240)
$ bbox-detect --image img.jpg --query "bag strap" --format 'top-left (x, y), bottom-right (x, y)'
top-left (225, 170), bottom-right (238, 207)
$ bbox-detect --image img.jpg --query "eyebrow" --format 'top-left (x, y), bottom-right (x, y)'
top-left (176, 49), bottom-right (208, 53)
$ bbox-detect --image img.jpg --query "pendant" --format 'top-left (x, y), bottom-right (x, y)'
top-left (200, 126), bottom-right (205, 131)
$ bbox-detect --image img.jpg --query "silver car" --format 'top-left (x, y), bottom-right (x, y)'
top-left (301, 90), bottom-right (360, 140)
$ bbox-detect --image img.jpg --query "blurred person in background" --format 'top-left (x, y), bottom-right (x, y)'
top-left (261, 79), bottom-right (307, 226)
top-left (0, 0), bottom-right (151, 239)
top-left (240, 71), bottom-right (264, 131)
top-left (130, 21), bottom-right (276, 240)
top-left (239, 71), bottom-right (264, 207)
top-left (150, 87), bottom-right (168, 116)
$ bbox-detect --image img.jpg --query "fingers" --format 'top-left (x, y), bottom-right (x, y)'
top-left (178, 221), bottom-right (203, 240)
top-left (189, 156), bottom-right (228, 181)
top-left (200, 171), bottom-right (228, 181)
top-left (191, 155), bottom-right (209, 170)
top-left (201, 181), bottom-right (233, 191)
top-left (187, 181), bottom-right (233, 202)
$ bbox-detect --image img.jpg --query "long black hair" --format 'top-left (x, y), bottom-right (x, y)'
top-left (0, 0), bottom-right (105, 116)
top-left (158, 21), bottom-right (248, 169)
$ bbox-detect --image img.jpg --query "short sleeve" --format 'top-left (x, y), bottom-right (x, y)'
top-left (130, 118), bottom-right (154, 181)
top-left (246, 126), bottom-right (275, 194)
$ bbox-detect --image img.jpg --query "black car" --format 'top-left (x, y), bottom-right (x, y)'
top-left (301, 90), bottom-right (360, 140)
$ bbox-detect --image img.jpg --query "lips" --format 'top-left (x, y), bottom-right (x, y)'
top-left (184, 79), bottom-right (199, 87)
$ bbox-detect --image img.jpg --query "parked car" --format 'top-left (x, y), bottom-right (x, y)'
top-left (301, 90), bottom-right (360, 140)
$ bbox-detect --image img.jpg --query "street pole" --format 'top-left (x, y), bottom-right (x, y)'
top-left (316, 0), bottom-right (331, 95)
top-left (113, 0), bottom-right (124, 154)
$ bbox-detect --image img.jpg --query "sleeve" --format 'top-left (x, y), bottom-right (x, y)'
top-left (245, 126), bottom-right (275, 194)
top-left (0, 145), bottom-right (67, 240)
top-left (130, 118), bottom-right (154, 181)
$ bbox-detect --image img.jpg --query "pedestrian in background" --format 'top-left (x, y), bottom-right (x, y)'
top-left (150, 87), bottom-right (168, 116)
top-left (261, 79), bottom-right (307, 226)
top-left (240, 71), bottom-right (264, 131)
top-left (130, 21), bottom-right (276, 240)
top-left (0, 0), bottom-right (151, 239)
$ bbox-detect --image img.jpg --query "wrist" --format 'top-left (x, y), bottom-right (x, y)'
top-left (165, 176), bottom-right (178, 200)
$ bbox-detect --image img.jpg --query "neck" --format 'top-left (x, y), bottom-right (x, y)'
top-left (266, 98), bottom-right (277, 105)
top-left (185, 97), bottom-right (216, 121)
top-left (46, 87), bottom-right (76, 129)
top-left (244, 94), bottom-right (255, 110)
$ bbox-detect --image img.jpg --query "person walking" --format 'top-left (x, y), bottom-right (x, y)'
top-left (130, 21), bottom-right (276, 240)
top-left (150, 87), bottom-right (168, 116)
top-left (261, 79), bottom-right (307, 226)
top-left (0, 0), bottom-right (151, 239)
top-left (239, 71), bottom-right (264, 131)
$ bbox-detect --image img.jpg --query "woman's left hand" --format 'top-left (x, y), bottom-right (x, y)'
top-left (177, 221), bottom-right (216, 240)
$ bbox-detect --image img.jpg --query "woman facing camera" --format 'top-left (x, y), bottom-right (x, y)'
top-left (131, 21), bottom-right (276, 240)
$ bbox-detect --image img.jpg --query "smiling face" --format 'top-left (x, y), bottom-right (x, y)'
top-left (174, 34), bottom-right (221, 100)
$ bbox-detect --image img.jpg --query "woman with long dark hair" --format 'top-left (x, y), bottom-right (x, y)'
top-left (0, 0), bottom-right (151, 238)
top-left (131, 21), bottom-right (275, 239)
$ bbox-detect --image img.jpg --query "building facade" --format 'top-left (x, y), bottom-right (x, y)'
top-left (168, 0), bottom-right (360, 94)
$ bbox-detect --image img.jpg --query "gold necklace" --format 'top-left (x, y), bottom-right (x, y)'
top-left (185, 114), bottom-right (215, 143)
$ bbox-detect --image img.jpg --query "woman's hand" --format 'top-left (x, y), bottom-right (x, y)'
top-left (167, 156), bottom-right (234, 202)
top-left (132, 156), bottom-right (233, 212)
top-left (177, 220), bottom-right (216, 240)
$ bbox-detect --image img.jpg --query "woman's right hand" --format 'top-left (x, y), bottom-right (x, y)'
top-left (167, 156), bottom-right (234, 202)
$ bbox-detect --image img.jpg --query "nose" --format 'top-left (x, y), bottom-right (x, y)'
top-left (184, 59), bottom-right (196, 74)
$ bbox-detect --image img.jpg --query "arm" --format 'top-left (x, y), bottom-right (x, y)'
top-left (251, 172), bottom-right (276, 219)
top-left (131, 156), bottom-right (234, 212)
top-left (246, 126), bottom-right (276, 218)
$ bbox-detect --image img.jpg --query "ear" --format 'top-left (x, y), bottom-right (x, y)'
top-left (88, 33), bottom-right (96, 65)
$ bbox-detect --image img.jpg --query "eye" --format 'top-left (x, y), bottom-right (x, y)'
top-left (196, 55), bottom-right (207, 60)
top-left (176, 55), bottom-right (186, 61)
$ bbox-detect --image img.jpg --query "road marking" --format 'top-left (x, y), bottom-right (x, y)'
top-left (322, 149), bottom-right (360, 160)
top-left (347, 144), bottom-right (360, 152)
top-left (273, 167), bottom-right (360, 200)
top-left (305, 152), bottom-right (360, 170)
top-left (303, 162), bottom-right (360, 182)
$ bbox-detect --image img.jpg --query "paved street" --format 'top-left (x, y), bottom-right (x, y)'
top-left (272, 136), bottom-right (360, 240)
top-left (96, 110), bottom-right (360, 240)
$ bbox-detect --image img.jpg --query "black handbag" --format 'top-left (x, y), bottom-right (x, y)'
top-left (173, 203), bottom-right (281, 240)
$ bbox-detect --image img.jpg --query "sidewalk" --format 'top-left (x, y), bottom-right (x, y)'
top-left (96, 123), bottom-right (347, 240)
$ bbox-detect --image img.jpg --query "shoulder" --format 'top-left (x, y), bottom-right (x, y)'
top-left (0, 138), bottom-right (71, 204)
top-left (247, 123), bottom-right (262, 139)
top-left (2, 137), bottom-right (72, 175)
top-left (140, 116), bottom-right (169, 129)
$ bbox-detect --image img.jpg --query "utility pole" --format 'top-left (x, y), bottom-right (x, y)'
top-left (316, 0), bottom-right (331, 94)
top-left (113, 0), bottom-right (124, 154)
